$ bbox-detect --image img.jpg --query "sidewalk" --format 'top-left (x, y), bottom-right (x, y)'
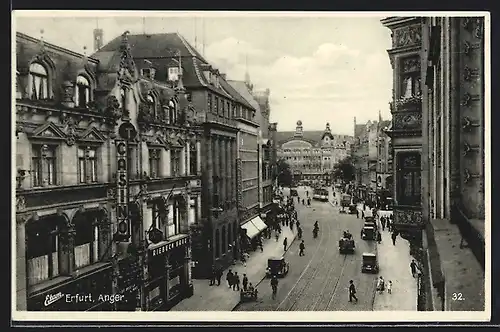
top-left (171, 226), bottom-right (297, 311)
top-left (372, 215), bottom-right (418, 311)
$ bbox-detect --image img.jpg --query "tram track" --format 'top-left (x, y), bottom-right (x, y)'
top-left (276, 207), bottom-right (333, 311)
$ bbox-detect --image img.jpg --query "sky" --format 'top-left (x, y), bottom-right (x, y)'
top-left (14, 11), bottom-right (394, 136)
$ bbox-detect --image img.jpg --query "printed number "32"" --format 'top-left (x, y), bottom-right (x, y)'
top-left (452, 292), bottom-right (465, 301)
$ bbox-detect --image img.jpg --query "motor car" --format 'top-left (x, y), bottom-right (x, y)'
top-left (338, 237), bottom-right (355, 254)
top-left (266, 256), bottom-right (290, 278)
top-left (361, 252), bottom-right (379, 273)
top-left (240, 288), bottom-right (258, 302)
top-left (361, 225), bottom-right (376, 240)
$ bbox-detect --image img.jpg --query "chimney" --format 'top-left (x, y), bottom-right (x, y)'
top-left (93, 28), bottom-right (104, 52)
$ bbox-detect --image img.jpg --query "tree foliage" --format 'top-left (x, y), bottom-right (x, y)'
top-left (332, 156), bottom-right (356, 183)
top-left (276, 158), bottom-right (293, 187)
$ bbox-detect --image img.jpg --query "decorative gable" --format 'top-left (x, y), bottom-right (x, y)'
top-left (30, 122), bottom-right (66, 140)
top-left (146, 135), bottom-right (168, 148)
top-left (79, 127), bottom-right (106, 143)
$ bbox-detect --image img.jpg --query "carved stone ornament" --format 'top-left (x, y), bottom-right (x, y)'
top-left (16, 195), bottom-right (26, 211)
top-left (104, 95), bottom-right (122, 121)
top-left (394, 209), bottom-right (423, 226)
top-left (63, 116), bottom-right (77, 146)
top-left (461, 93), bottom-right (480, 107)
top-left (393, 112), bottom-right (422, 130)
top-left (61, 81), bottom-right (75, 103)
top-left (393, 24), bottom-right (422, 48)
top-left (107, 187), bottom-right (116, 199)
top-left (402, 57), bottom-right (421, 73)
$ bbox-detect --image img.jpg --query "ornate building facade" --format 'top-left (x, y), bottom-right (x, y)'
top-left (276, 121), bottom-right (352, 183)
top-left (95, 32), bottom-right (243, 278)
top-left (382, 16), bottom-right (486, 311)
top-left (15, 31), bottom-right (201, 311)
top-left (228, 78), bottom-right (269, 250)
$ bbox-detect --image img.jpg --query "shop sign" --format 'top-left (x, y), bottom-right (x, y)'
top-left (150, 237), bottom-right (189, 257)
top-left (116, 139), bottom-right (130, 240)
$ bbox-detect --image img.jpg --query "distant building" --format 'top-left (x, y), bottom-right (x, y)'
top-left (276, 121), bottom-right (353, 184)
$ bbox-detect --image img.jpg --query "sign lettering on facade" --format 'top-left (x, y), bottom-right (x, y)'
top-left (116, 139), bottom-right (130, 239)
top-left (150, 237), bottom-right (188, 257)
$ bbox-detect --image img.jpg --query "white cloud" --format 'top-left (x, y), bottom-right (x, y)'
top-left (203, 38), bottom-right (393, 135)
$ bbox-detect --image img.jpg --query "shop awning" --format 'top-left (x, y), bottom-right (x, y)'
top-left (250, 216), bottom-right (268, 232)
top-left (241, 221), bottom-right (260, 239)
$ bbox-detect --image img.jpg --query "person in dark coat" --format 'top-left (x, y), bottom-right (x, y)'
top-left (216, 267), bottom-right (223, 286)
top-left (226, 269), bottom-right (234, 288)
top-left (356, 209), bottom-right (359, 219)
top-left (233, 272), bottom-right (241, 291)
top-left (349, 280), bottom-right (358, 303)
top-left (391, 231), bottom-right (397, 246)
top-left (299, 240), bottom-right (305, 256)
top-left (297, 226), bottom-right (303, 239)
top-left (377, 231), bottom-right (382, 244)
top-left (209, 265), bottom-right (216, 286)
top-left (381, 216), bottom-right (386, 231)
top-left (283, 237), bottom-right (288, 251)
top-left (242, 274), bottom-right (249, 291)
top-left (361, 210), bottom-right (365, 219)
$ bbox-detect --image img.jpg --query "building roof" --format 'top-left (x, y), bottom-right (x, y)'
top-left (276, 131), bottom-right (353, 146)
top-left (220, 79), bottom-right (254, 110)
top-left (227, 80), bottom-right (261, 112)
top-left (93, 32), bottom-right (234, 98)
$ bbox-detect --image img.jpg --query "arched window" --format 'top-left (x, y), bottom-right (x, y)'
top-left (29, 63), bottom-right (48, 100)
top-left (74, 210), bottom-right (100, 269)
top-left (215, 229), bottom-right (220, 258)
top-left (75, 75), bottom-right (91, 107)
top-left (221, 225), bottom-right (227, 254)
top-left (168, 100), bottom-right (177, 124)
top-left (147, 93), bottom-right (156, 119)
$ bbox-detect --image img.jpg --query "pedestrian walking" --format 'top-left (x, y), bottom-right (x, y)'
top-left (216, 267), bottom-right (223, 286)
top-left (361, 210), bottom-right (365, 219)
top-left (283, 237), bottom-right (288, 251)
top-left (391, 231), bottom-right (397, 246)
top-left (271, 275), bottom-right (279, 300)
top-left (381, 217), bottom-right (386, 231)
top-left (387, 280), bottom-right (392, 294)
top-left (302, 199), bottom-right (305, 205)
top-left (356, 209), bottom-right (359, 219)
top-left (387, 218), bottom-right (392, 232)
top-left (259, 240), bottom-right (264, 253)
top-left (233, 272), bottom-right (241, 291)
top-left (275, 231), bottom-right (279, 242)
top-left (297, 226), bottom-right (303, 239)
top-left (290, 221), bottom-right (294, 232)
top-left (299, 240), bottom-right (305, 256)
top-left (242, 274), bottom-right (249, 291)
top-left (377, 231), bottom-right (382, 244)
top-left (209, 265), bottom-right (216, 286)
top-left (226, 270), bottom-right (234, 288)
top-left (348, 280), bottom-right (358, 303)
top-left (410, 259), bottom-right (418, 278)
top-left (377, 276), bottom-right (385, 294)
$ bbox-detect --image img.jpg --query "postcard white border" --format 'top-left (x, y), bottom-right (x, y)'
top-left (11, 10), bottom-right (491, 323)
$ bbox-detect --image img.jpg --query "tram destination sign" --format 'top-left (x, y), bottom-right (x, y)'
top-left (115, 139), bottom-right (130, 240)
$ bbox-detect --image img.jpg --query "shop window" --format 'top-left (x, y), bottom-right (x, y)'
top-left (215, 229), bottom-right (220, 258)
top-left (32, 144), bottom-right (57, 187)
top-left (29, 63), bottom-right (49, 100)
top-left (74, 211), bottom-right (100, 269)
top-left (396, 152), bottom-right (421, 206)
top-left (75, 75), bottom-right (91, 108)
top-left (170, 149), bottom-right (182, 177)
top-left (167, 200), bottom-right (180, 237)
top-left (78, 146), bottom-right (98, 183)
top-left (221, 225), bottom-right (227, 254)
top-left (149, 148), bottom-right (161, 178)
top-left (26, 216), bottom-right (61, 286)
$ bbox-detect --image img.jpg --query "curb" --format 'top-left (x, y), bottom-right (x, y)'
top-left (232, 229), bottom-right (298, 311)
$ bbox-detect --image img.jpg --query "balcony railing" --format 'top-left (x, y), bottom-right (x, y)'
top-left (393, 205), bottom-right (423, 228)
top-left (390, 93), bottom-right (422, 112)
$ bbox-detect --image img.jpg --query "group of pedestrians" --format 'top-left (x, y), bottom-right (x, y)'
top-left (225, 269), bottom-right (255, 292)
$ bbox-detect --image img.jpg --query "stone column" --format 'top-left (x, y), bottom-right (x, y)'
top-left (196, 140), bottom-right (202, 174)
top-left (180, 143), bottom-right (186, 176)
top-left (213, 136), bottom-right (220, 203)
top-left (220, 137), bottom-right (226, 204)
top-left (16, 215), bottom-right (27, 310)
top-left (232, 139), bottom-right (238, 202)
top-left (206, 135), bottom-right (214, 212)
top-left (226, 139), bottom-right (232, 206)
top-left (185, 141), bottom-right (190, 176)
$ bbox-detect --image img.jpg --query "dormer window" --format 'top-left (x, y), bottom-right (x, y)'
top-left (141, 68), bottom-right (156, 80)
top-left (168, 67), bottom-right (180, 81)
top-left (29, 63), bottom-right (49, 100)
top-left (75, 75), bottom-right (91, 108)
